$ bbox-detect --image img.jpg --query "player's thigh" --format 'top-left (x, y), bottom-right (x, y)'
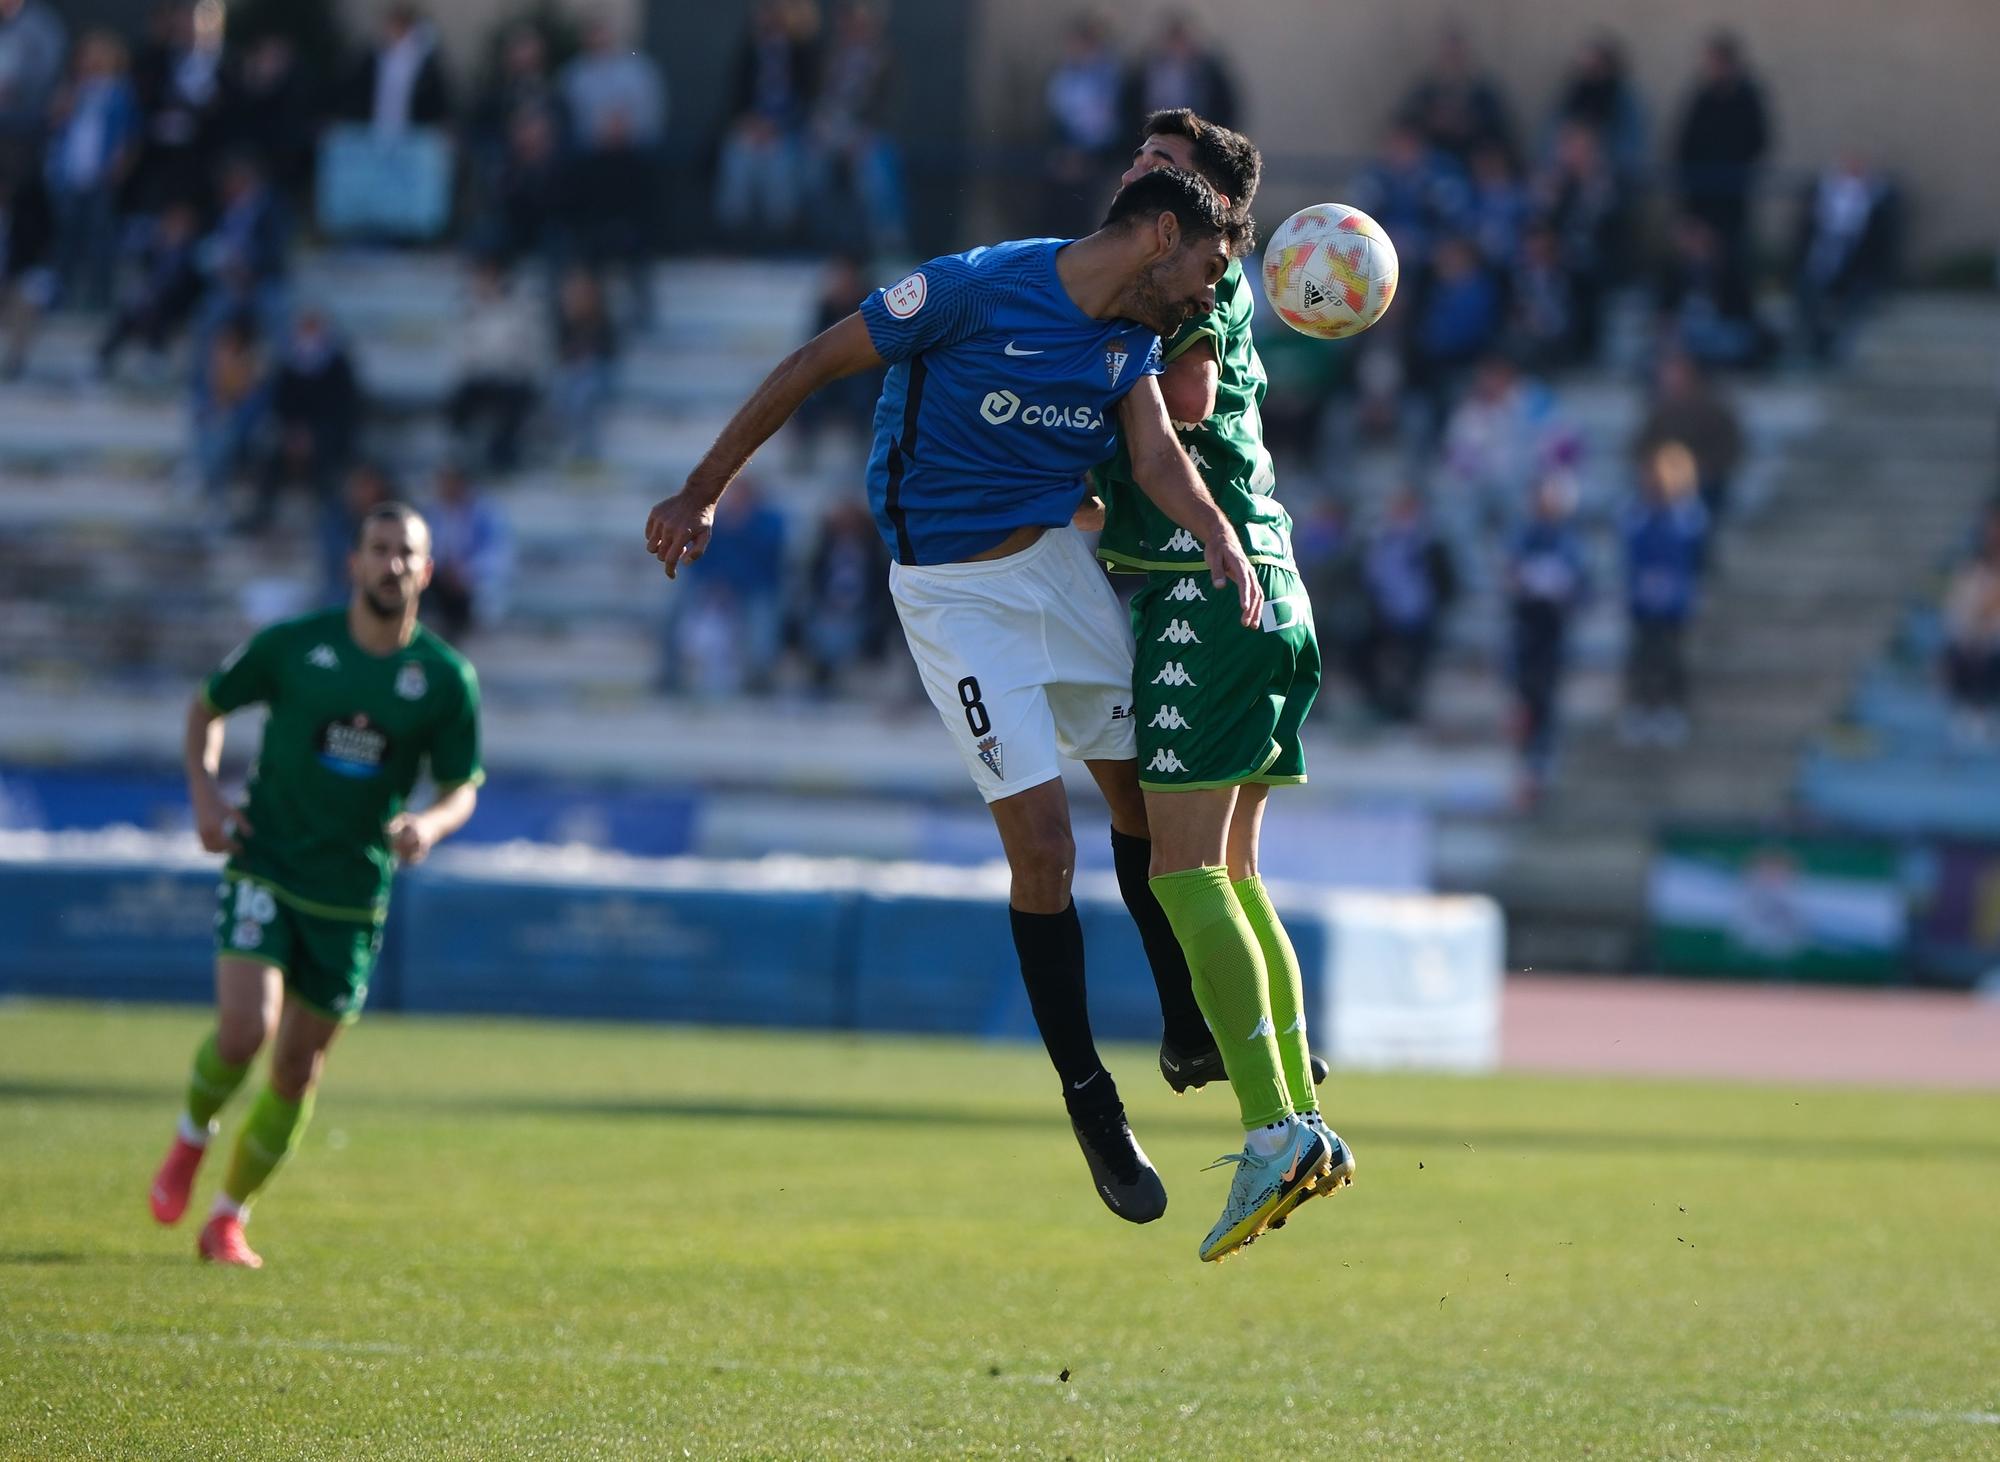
top-left (1141, 783), bottom-right (1237, 875)
top-left (1082, 757), bottom-right (1148, 839)
top-left (1038, 530), bottom-right (1139, 765)
top-left (214, 874), bottom-right (291, 1058)
top-left (214, 958), bottom-right (282, 1061)
top-left (270, 993), bottom-right (346, 1101)
top-left (985, 776), bottom-right (1078, 913)
top-left (890, 565), bottom-right (1063, 803)
top-left (284, 912), bottom-right (384, 1030)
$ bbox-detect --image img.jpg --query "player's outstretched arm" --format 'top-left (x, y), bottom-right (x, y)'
top-left (184, 695), bottom-right (247, 855)
top-left (645, 314), bottom-right (885, 579)
top-left (1118, 378), bottom-right (1263, 629)
top-left (386, 781), bottom-right (478, 866)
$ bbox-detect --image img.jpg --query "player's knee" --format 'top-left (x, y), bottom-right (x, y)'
top-left (1009, 826), bottom-right (1077, 908)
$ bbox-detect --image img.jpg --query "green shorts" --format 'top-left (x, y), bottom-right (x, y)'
top-left (1129, 563), bottom-right (1321, 791)
top-left (214, 874), bottom-right (383, 1024)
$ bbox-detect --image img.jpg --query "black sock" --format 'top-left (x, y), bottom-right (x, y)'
top-left (1009, 902), bottom-right (1115, 1113)
top-left (1111, 827), bottom-right (1212, 1051)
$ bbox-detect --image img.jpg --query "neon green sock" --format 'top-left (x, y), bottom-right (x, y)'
top-left (1148, 865), bottom-right (1289, 1130)
top-left (222, 1087), bottom-right (314, 1207)
top-left (185, 1031), bottom-right (250, 1130)
top-left (1234, 875), bottom-right (1316, 1114)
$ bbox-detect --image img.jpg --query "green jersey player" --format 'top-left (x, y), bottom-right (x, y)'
top-left (1091, 111), bottom-right (1355, 1262)
top-left (148, 504), bottom-right (483, 1267)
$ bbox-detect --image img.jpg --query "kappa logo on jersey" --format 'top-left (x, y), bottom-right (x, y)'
top-left (316, 713), bottom-right (391, 779)
top-left (307, 643), bottom-right (340, 670)
top-left (395, 662), bottom-right (427, 700)
top-left (1186, 444), bottom-right (1213, 469)
top-left (1151, 661), bottom-right (1197, 687)
top-left (1157, 618), bottom-right (1201, 645)
top-left (883, 271), bottom-right (927, 319)
top-left (1146, 748), bottom-right (1189, 774)
top-left (976, 735), bottom-right (1004, 779)
top-left (1149, 705), bottom-right (1194, 731)
top-left (1105, 337), bottom-right (1130, 387)
top-left (1164, 576), bottom-right (1207, 603)
top-left (1163, 528), bottom-right (1199, 553)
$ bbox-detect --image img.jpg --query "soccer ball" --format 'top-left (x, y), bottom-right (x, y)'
top-left (1261, 203), bottom-right (1399, 340)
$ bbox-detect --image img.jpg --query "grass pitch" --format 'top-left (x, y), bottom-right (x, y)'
top-left (1, 1000), bottom-right (1996, 1460)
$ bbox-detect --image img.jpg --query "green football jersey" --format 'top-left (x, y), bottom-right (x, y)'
top-left (1094, 257), bottom-right (1293, 572)
top-left (202, 609), bottom-right (484, 921)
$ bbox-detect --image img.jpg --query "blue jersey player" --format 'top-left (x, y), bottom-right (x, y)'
top-left (647, 168), bottom-right (1259, 1225)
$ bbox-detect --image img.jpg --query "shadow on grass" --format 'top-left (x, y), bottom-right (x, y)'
top-left (6, 1077), bottom-right (1999, 1164)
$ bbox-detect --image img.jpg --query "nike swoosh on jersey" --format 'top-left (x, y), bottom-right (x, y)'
top-left (1002, 342), bottom-right (1044, 356)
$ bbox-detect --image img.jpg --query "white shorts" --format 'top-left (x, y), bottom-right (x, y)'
top-left (890, 527), bottom-right (1138, 802)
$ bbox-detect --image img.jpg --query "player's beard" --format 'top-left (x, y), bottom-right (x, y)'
top-left (362, 579), bottom-right (410, 619)
top-left (1129, 261), bottom-right (1191, 337)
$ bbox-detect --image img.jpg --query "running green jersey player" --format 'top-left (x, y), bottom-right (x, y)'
top-left (1090, 110), bottom-right (1355, 1262)
top-left (148, 503), bottom-right (484, 1267)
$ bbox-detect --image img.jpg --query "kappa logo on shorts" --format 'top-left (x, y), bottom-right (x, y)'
top-left (1151, 661), bottom-right (1197, 688)
top-left (976, 735), bottom-right (1004, 779)
top-left (1146, 748), bottom-right (1190, 774)
top-left (1163, 528), bottom-right (1199, 553)
top-left (1164, 577), bottom-right (1207, 603)
top-left (1148, 705), bottom-right (1194, 731)
top-left (1157, 618), bottom-right (1201, 645)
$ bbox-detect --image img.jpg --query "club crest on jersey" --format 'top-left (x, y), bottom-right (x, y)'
top-left (1105, 338), bottom-right (1130, 387)
top-left (883, 271), bottom-right (927, 319)
top-left (307, 643), bottom-right (339, 670)
top-left (976, 735), bottom-right (1004, 779)
top-left (395, 662), bottom-right (427, 700)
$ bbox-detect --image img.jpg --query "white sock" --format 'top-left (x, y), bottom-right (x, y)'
top-left (211, 1194), bottom-right (246, 1222)
top-left (177, 1113), bottom-right (214, 1148)
top-left (1245, 1118), bottom-right (1294, 1157)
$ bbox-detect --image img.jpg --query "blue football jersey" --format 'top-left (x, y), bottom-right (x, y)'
top-left (857, 239), bottom-right (1164, 565)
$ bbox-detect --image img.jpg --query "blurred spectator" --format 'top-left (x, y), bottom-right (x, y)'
top-left (1349, 120), bottom-right (1466, 276)
top-left (322, 460), bottom-right (395, 601)
top-left (1042, 17), bottom-right (1122, 236)
top-left (793, 253), bottom-right (880, 458)
top-left (1533, 121), bottom-right (1625, 361)
top-left (1505, 222), bottom-right (1579, 372)
top-left (192, 311), bottom-right (269, 506)
top-left (241, 307), bottom-right (360, 535)
top-left (663, 477), bottom-right (787, 696)
top-left (1354, 488), bottom-right (1458, 724)
top-left (0, 0), bottom-right (67, 171)
top-left (1672, 32), bottom-right (1771, 268)
top-left (1397, 24), bottom-right (1513, 166)
top-left (793, 500), bottom-right (891, 694)
top-left (219, 36), bottom-right (315, 202)
top-left (1544, 33), bottom-right (1645, 181)
top-left (551, 266), bottom-right (617, 464)
top-left (1121, 14), bottom-right (1237, 134)
top-left (0, 164), bottom-right (51, 377)
top-left (127, 0), bottom-right (225, 217)
top-left (422, 461), bottom-right (515, 642)
top-left (1506, 474), bottom-right (1590, 804)
top-left (1655, 214), bottom-right (1770, 370)
top-left (1462, 141), bottom-right (1531, 272)
top-left (1631, 349), bottom-right (1744, 522)
top-left (447, 258), bottom-right (546, 474)
top-left (44, 31), bottom-right (138, 313)
top-left (563, 15), bottom-right (666, 328)
top-left (1293, 494), bottom-right (1373, 701)
top-left (1621, 441), bottom-right (1709, 745)
top-left (344, 4), bottom-right (453, 137)
top-left (1943, 507), bottom-right (2000, 741)
top-left (715, 0), bottom-right (818, 244)
top-left (96, 198), bottom-right (203, 378)
top-left (1791, 151), bottom-right (1900, 364)
top-left (1405, 234), bottom-right (1502, 436)
top-left (1440, 353), bottom-right (1580, 535)
top-left (477, 102), bottom-right (568, 271)
top-left (473, 24), bottom-right (566, 166)
top-left (196, 152), bottom-right (289, 341)
top-left (808, 1), bottom-right (904, 254)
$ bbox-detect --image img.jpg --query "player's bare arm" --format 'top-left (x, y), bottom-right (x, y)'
top-left (1158, 338), bottom-right (1219, 428)
top-left (1118, 377), bottom-right (1263, 628)
top-left (386, 780), bottom-right (479, 866)
top-left (184, 695), bottom-right (248, 855)
top-left (645, 313), bottom-right (885, 579)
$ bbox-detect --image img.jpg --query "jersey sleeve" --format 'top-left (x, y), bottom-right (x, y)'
top-left (858, 254), bottom-right (990, 363)
top-left (201, 626), bottom-right (283, 713)
top-left (427, 658), bottom-right (485, 790)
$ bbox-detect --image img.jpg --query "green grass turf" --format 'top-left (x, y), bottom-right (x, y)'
top-left (1, 1000), bottom-right (1996, 1460)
